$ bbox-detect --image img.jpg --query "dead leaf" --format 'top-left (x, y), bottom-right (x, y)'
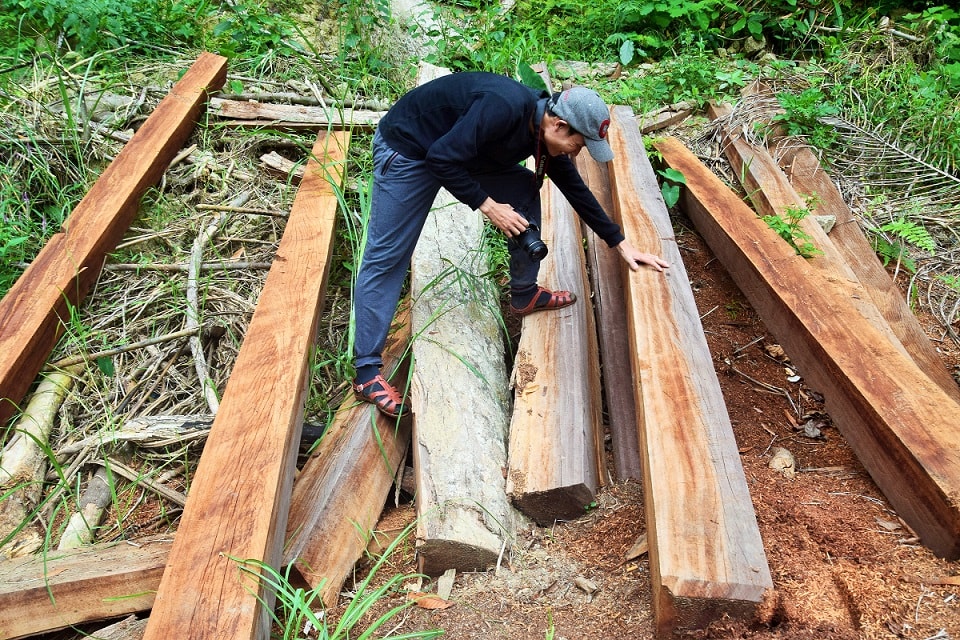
top-left (408, 592), bottom-right (454, 610)
top-left (623, 532), bottom-right (648, 562)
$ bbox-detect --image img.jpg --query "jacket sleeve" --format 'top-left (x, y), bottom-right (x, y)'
top-left (547, 155), bottom-right (625, 247)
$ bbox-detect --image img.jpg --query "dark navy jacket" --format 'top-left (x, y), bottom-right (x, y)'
top-left (377, 72), bottom-right (625, 247)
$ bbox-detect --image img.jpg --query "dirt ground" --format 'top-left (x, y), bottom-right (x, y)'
top-left (322, 212), bottom-right (960, 640)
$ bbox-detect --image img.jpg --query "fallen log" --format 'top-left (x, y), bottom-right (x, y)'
top-left (776, 143), bottom-right (960, 404)
top-left (409, 62), bottom-right (517, 576)
top-left (656, 135), bottom-right (960, 559)
top-left (0, 52), bottom-right (228, 427)
top-left (505, 177), bottom-right (605, 526)
top-left (608, 108), bottom-right (772, 636)
top-left (0, 369), bottom-right (78, 558)
top-left (142, 130), bottom-right (350, 639)
top-left (208, 97), bottom-right (385, 129)
top-left (0, 536), bottom-right (170, 639)
top-left (576, 153), bottom-right (642, 481)
top-left (284, 308), bottom-right (413, 607)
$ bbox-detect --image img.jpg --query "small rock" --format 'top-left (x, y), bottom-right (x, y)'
top-left (768, 446), bottom-right (796, 479)
top-left (815, 215), bottom-right (837, 233)
top-left (574, 575), bottom-right (598, 595)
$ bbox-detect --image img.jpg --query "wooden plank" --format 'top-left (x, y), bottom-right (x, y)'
top-left (209, 97), bottom-right (385, 129)
top-left (707, 102), bottom-right (915, 364)
top-left (0, 52), bottom-right (228, 427)
top-left (408, 63), bottom-right (516, 576)
top-left (777, 144), bottom-right (960, 404)
top-left (505, 178), bottom-right (605, 526)
top-left (142, 130), bottom-right (350, 640)
top-left (0, 537), bottom-right (170, 639)
top-left (608, 108), bottom-right (771, 636)
top-left (656, 135), bottom-right (960, 559)
top-left (576, 153), bottom-right (642, 481)
top-left (283, 308), bottom-right (412, 607)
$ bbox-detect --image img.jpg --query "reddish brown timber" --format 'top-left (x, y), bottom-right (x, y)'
top-left (608, 108), bottom-right (771, 637)
top-left (0, 537), bottom-right (170, 639)
top-left (505, 177), bottom-right (605, 527)
top-left (656, 135), bottom-right (960, 559)
top-left (283, 308), bottom-right (412, 607)
top-left (777, 144), bottom-right (960, 404)
top-left (142, 130), bottom-right (350, 640)
top-left (707, 102), bottom-right (915, 364)
top-left (575, 153), bottom-right (642, 481)
top-left (0, 52), bottom-right (228, 427)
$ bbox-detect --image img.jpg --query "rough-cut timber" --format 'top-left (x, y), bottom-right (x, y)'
top-left (608, 108), bottom-right (772, 636)
top-left (707, 102), bottom-right (914, 364)
top-left (576, 153), bottom-right (642, 481)
top-left (505, 177), bottom-right (605, 526)
top-left (0, 536), bottom-right (170, 639)
top-left (283, 309), bottom-right (412, 606)
top-left (0, 52), bottom-right (228, 427)
top-left (142, 130), bottom-right (350, 640)
top-left (656, 135), bottom-right (960, 560)
top-left (209, 97), bottom-right (385, 129)
top-left (409, 63), bottom-right (516, 576)
top-left (777, 144), bottom-right (960, 404)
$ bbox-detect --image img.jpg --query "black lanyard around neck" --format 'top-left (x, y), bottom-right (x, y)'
top-left (533, 98), bottom-right (548, 183)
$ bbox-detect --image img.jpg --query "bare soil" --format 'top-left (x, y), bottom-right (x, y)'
top-left (324, 214), bottom-right (960, 640)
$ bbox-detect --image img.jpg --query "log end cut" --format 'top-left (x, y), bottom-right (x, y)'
top-left (656, 578), bottom-right (775, 638)
top-left (417, 538), bottom-right (500, 577)
top-left (509, 483), bottom-right (596, 528)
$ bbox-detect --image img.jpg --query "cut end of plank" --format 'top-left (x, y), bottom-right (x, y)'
top-left (417, 539), bottom-right (500, 577)
top-left (509, 484), bottom-right (596, 528)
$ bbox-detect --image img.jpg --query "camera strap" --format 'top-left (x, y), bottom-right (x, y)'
top-left (533, 98), bottom-right (548, 185)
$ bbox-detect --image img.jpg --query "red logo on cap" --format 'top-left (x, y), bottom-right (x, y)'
top-left (599, 119), bottom-right (610, 139)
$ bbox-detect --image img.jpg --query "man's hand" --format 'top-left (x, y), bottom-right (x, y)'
top-left (479, 197), bottom-right (529, 237)
top-left (617, 240), bottom-right (670, 272)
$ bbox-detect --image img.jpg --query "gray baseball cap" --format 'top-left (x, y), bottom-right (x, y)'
top-left (549, 87), bottom-right (613, 162)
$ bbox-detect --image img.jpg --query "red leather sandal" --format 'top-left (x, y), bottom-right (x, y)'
top-left (510, 286), bottom-right (578, 317)
top-left (353, 374), bottom-right (405, 418)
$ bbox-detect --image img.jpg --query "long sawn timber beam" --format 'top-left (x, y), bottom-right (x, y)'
top-left (142, 130), bottom-right (350, 640)
top-left (608, 108), bottom-right (772, 637)
top-left (656, 135), bottom-right (960, 560)
top-left (0, 52), bottom-right (228, 427)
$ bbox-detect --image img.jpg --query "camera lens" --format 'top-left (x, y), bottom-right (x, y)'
top-left (517, 224), bottom-right (548, 261)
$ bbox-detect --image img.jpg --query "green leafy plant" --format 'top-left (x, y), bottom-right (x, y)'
top-left (657, 167), bottom-right (686, 209)
top-left (232, 521), bottom-right (442, 639)
top-left (762, 202), bottom-right (821, 258)
top-left (872, 217), bottom-right (935, 273)
top-left (770, 87), bottom-right (839, 149)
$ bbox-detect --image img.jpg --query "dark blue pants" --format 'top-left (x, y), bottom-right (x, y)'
top-left (353, 131), bottom-right (543, 371)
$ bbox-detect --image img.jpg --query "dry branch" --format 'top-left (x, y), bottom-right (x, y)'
top-left (0, 369), bottom-right (78, 558)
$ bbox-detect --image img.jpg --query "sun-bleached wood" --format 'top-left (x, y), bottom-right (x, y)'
top-left (0, 537), bottom-right (170, 639)
top-left (142, 130), bottom-right (350, 640)
top-left (209, 97), bottom-right (385, 129)
top-left (656, 135), bottom-right (960, 560)
top-left (505, 178), bottom-right (605, 526)
top-left (608, 109), bottom-right (771, 636)
top-left (284, 308), bottom-right (412, 606)
top-left (0, 53), bottom-right (228, 427)
top-left (408, 63), bottom-right (516, 576)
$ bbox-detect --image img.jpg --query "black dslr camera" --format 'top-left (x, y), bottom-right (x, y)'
top-left (514, 218), bottom-right (548, 261)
